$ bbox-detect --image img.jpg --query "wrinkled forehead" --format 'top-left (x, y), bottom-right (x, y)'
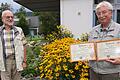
top-left (96, 5), bottom-right (110, 12)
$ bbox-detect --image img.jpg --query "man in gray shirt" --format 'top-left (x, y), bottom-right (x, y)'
top-left (89, 1), bottom-right (120, 80)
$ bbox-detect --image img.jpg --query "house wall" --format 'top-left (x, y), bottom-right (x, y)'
top-left (14, 16), bottom-right (39, 36)
top-left (27, 16), bottom-right (39, 36)
top-left (28, 16), bottom-right (39, 27)
top-left (60, 0), bottom-right (93, 38)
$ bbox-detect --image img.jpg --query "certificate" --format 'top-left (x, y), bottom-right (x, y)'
top-left (97, 39), bottom-right (120, 60)
top-left (70, 43), bottom-right (96, 62)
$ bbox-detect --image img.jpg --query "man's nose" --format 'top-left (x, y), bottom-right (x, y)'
top-left (99, 12), bottom-right (104, 17)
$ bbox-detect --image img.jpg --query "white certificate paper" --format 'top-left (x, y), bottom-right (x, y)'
top-left (97, 40), bottom-right (120, 60)
top-left (70, 43), bottom-right (96, 62)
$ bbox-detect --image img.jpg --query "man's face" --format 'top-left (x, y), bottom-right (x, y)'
top-left (2, 12), bottom-right (14, 27)
top-left (96, 5), bottom-right (112, 25)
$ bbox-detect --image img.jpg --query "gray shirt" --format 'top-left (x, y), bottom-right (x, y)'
top-left (89, 20), bottom-right (120, 74)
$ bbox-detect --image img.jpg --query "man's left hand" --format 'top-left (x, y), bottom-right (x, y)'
top-left (106, 58), bottom-right (120, 64)
top-left (22, 62), bottom-right (27, 68)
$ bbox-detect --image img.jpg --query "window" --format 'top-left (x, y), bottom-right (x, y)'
top-left (94, 0), bottom-right (104, 4)
top-left (94, 0), bottom-right (114, 4)
top-left (93, 11), bottom-right (99, 26)
top-left (117, 10), bottom-right (120, 24)
top-left (117, 0), bottom-right (120, 3)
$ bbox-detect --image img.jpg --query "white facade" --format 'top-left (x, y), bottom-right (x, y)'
top-left (60, 0), bottom-right (93, 38)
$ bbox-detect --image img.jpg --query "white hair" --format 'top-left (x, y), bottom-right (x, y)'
top-left (96, 1), bottom-right (113, 12)
top-left (1, 10), bottom-right (13, 17)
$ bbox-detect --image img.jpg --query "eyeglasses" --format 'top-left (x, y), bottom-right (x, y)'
top-left (96, 10), bottom-right (111, 16)
top-left (5, 16), bottom-right (14, 19)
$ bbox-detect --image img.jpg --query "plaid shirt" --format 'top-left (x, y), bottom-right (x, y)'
top-left (3, 29), bottom-right (15, 58)
top-left (0, 26), bottom-right (27, 71)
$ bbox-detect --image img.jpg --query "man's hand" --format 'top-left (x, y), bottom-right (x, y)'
top-left (23, 46), bottom-right (27, 68)
top-left (106, 58), bottom-right (120, 65)
top-left (22, 62), bottom-right (27, 68)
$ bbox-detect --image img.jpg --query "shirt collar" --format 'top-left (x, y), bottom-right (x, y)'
top-left (99, 20), bottom-right (114, 32)
top-left (0, 25), bottom-right (19, 35)
top-left (2, 25), bottom-right (14, 30)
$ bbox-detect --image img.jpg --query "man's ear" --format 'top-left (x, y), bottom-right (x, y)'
top-left (1, 17), bottom-right (4, 23)
top-left (1, 16), bottom-right (3, 21)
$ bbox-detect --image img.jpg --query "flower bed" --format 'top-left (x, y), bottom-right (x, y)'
top-left (39, 37), bottom-right (89, 80)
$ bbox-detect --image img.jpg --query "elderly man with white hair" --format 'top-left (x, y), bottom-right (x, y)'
top-left (89, 1), bottom-right (120, 80)
top-left (0, 10), bottom-right (27, 80)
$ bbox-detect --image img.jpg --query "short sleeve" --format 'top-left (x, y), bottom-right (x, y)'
top-left (21, 30), bottom-right (27, 46)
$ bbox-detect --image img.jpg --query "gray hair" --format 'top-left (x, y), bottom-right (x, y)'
top-left (1, 10), bottom-right (13, 17)
top-left (96, 1), bottom-right (113, 12)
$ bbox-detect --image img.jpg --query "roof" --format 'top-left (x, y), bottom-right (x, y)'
top-left (13, 0), bottom-right (60, 11)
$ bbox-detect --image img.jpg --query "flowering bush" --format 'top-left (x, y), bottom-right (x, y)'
top-left (39, 37), bottom-right (89, 80)
top-left (45, 25), bottom-right (73, 42)
top-left (80, 33), bottom-right (89, 42)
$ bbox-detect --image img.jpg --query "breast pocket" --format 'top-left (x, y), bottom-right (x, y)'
top-left (15, 36), bottom-right (23, 44)
top-left (14, 36), bottom-right (24, 51)
top-left (106, 33), bottom-right (114, 38)
top-left (93, 36), bottom-right (99, 39)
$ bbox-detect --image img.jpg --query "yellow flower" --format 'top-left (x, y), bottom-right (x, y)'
top-left (65, 74), bottom-right (69, 77)
top-left (80, 78), bottom-right (89, 80)
top-left (39, 37), bottom-right (89, 79)
top-left (49, 76), bottom-right (53, 80)
top-left (56, 73), bottom-right (59, 77)
top-left (55, 66), bottom-right (59, 72)
top-left (83, 65), bottom-right (89, 68)
top-left (75, 64), bottom-right (79, 70)
top-left (71, 75), bottom-right (75, 78)
top-left (78, 61), bottom-right (83, 66)
top-left (39, 66), bottom-right (43, 70)
top-left (63, 65), bottom-right (68, 71)
top-left (40, 73), bottom-right (44, 78)
top-left (69, 70), bottom-right (74, 73)
top-left (63, 58), bottom-right (67, 62)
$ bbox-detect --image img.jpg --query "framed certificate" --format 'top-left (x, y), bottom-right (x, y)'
top-left (70, 42), bottom-right (96, 62)
top-left (96, 39), bottom-right (120, 60)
